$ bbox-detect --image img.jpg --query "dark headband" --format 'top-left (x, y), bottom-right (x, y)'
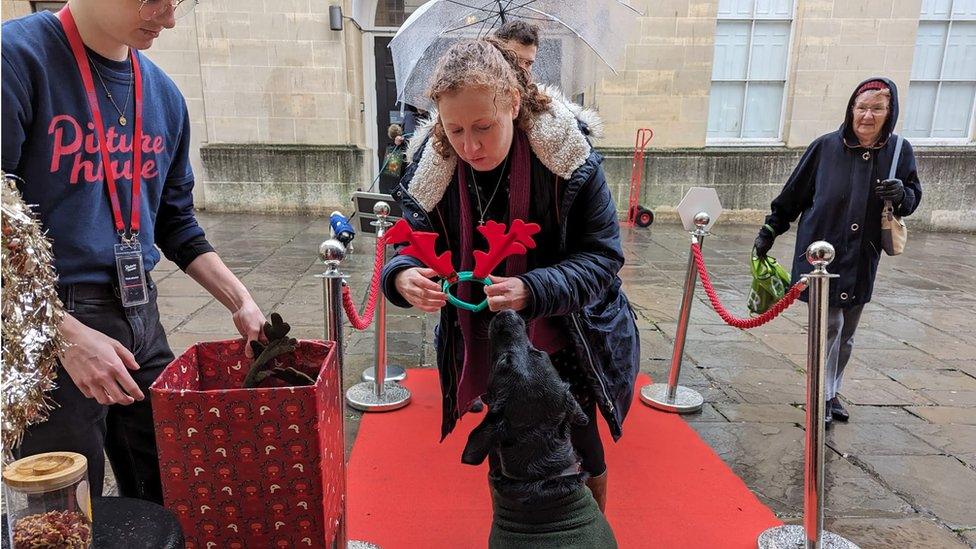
top-left (856, 81), bottom-right (889, 95)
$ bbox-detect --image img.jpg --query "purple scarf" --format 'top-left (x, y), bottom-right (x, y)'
top-left (454, 130), bottom-right (532, 413)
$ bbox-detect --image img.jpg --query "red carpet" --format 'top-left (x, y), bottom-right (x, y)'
top-left (347, 370), bottom-right (780, 548)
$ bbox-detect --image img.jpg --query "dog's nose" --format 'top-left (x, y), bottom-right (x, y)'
top-left (496, 310), bottom-right (519, 321)
top-left (489, 309), bottom-right (525, 336)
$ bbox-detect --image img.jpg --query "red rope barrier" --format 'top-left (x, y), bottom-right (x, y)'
top-left (342, 234), bottom-right (387, 330)
top-left (692, 243), bottom-right (806, 329)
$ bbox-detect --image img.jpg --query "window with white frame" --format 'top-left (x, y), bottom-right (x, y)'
top-left (904, 0), bottom-right (976, 140)
top-left (706, 0), bottom-right (795, 142)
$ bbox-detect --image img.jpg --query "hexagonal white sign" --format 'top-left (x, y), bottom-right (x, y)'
top-left (676, 187), bottom-right (723, 232)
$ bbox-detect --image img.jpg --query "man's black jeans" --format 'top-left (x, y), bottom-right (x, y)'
top-left (16, 278), bottom-right (173, 504)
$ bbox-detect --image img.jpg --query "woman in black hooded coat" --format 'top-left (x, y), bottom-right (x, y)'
top-left (754, 77), bottom-right (922, 425)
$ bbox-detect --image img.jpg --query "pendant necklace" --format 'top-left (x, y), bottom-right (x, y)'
top-left (86, 51), bottom-right (133, 127)
top-left (470, 155), bottom-right (510, 226)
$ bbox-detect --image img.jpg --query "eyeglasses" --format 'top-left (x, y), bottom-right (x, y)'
top-left (138, 0), bottom-right (198, 22)
top-left (853, 106), bottom-right (888, 116)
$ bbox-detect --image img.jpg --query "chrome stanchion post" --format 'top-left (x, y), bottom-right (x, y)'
top-left (640, 212), bottom-right (709, 414)
top-left (362, 202), bottom-right (406, 383)
top-left (346, 202), bottom-right (411, 412)
top-left (758, 242), bottom-right (858, 549)
top-left (316, 240), bottom-right (381, 549)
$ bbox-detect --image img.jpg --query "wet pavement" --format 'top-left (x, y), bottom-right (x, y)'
top-left (147, 212), bottom-right (975, 547)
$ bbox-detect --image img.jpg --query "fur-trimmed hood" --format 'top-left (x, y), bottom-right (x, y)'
top-left (404, 85), bottom-right (604, 212)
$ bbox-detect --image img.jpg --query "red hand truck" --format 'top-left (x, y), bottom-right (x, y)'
top-left (626, 128), bottom-right (654, 228)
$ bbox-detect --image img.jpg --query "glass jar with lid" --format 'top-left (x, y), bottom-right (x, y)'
top-left (3, 452), bottom-right (92, 549)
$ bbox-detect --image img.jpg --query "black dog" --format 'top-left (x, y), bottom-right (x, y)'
top-left (462, 310), bottom-right (617, 548)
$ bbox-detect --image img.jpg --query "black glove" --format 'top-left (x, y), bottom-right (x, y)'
top-left (875, 178), bottom-right (905, 203)
top-left (754, 226), bottom-right (775, 259)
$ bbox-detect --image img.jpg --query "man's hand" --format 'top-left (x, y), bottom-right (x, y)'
top-left (59, 315), bottom-right (143, 406)
top-left (484, 275), bottom-right (529, 312)
top-left (185, 253), bottom-right (267, 358)
top-left (233, 299), bottom-right (267, 358)
top-left (395, 268), bottom-right (447, 313)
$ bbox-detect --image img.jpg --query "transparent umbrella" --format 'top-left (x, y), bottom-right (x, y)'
top-left (389, 0), bottom-right (643, 111)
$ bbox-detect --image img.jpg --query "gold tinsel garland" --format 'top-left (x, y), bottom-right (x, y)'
top-left (1, 172), bottom-right (65, 454)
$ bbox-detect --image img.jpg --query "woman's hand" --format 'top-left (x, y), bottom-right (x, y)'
top-left (395, 268), bottom-right (447, 313)
top-left (59, 315), bottom-right (143, 406)
top-left (484, 275), bottom-right (529, 312)
top-left (754, 226), bottom-right (775, 259)
top-left (875, 178), bottom-right (905, 204)
top-left (233, 298), bottom-right (267, 358)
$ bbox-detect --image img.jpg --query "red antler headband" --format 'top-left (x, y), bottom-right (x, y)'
top-left (385, 219), bottom-right (541, 312)
top-left (384, 219), bottom-right (456, 280)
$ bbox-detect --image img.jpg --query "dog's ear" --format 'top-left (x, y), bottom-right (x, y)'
top-left (565, 392), bottom-right (589, 427)
top-left (461, 409), bottom-right (505, 465)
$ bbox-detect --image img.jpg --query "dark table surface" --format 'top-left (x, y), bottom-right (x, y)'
top-left (3, 496), bottom-right (184, 549)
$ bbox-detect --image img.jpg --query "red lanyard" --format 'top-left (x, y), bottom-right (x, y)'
top-left (56, 6), bottom-right (143, 240)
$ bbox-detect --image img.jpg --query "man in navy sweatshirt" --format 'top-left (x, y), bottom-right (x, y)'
top-left (2, 0), bottom-right (266, 503)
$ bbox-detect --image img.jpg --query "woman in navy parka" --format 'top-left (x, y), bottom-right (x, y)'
top-left (380, 39), bottom-right (640, 513)
top-left (754, 77), bottom-right (922, 425)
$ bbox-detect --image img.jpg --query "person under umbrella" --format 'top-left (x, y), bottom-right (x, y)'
top-left (754, 78), bottom-right (922, 426)
top-left (494, 20), bottom-right (539, 72)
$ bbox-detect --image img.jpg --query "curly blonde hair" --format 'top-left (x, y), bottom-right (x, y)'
top-left (427, 37), bottom-right (551, 159)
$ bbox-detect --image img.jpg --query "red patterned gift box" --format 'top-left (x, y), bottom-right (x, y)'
top-left (150, 339), bottom-right (343, 549)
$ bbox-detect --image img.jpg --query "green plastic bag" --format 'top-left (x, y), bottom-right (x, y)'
top-left (748, 252), bottom-right (791, 315)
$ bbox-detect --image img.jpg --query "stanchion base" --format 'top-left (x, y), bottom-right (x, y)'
top-left (640, 383), bottom-right (704, 414)
top-left (757, 525), bottom-right (860, 549)
top-left (362, 364), bottom-right (406, 382)
top-left (346, 381), bottom-right (411, 412)
top-left (349, 541), bottom-right (381, 549)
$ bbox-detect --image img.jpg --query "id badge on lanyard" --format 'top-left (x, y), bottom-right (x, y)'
top-left (115, 241), bottom-right (149, 306)
top-left (57, 6), bottom-right (148, 307)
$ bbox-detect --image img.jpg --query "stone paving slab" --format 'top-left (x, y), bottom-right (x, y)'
top-left (905, 332), bottom-right (976, 361)
top-left (879, 368), bottom-right (976, 391)
top-left (911, 424), bottom-right (976, 463)
top-left (852, 348), bottom-right (956, 371)
top-left (841, 404), bottom-right (931, 426)
top-left (857, 455), bottom-right (976, 529)
top-left (689, 423), bottom-right (914, 518)
top-left (826, 423), bottom-right (941, 457)
top-left (906, 406), bottom-right (976, 425)
top-left (825, 517), bottom-right (972, 549)
top-left (918, 390), bottom-right (976, 406)
top-left (707, 366), bottom-right (807, 405)
top-left (684, 340), bottom-right (799, 370)
top-left (712, 403), bottom-right (806, 424)
top-left (146, 213), bottom-right (976, 546)
top-left (840, 378), bottom-right (934, 406)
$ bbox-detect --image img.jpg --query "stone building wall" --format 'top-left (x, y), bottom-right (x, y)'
top-left (599, 146), bottom-right (976, 232)
top-left (1, 0), bottom-right (30, 18)
top-left (144, 0), bottom-right (366, 210)
top-left (3, 0), bottom-right (973, 229)
top-left (3, 0), bottom-right (365, 212)
top-left (591, 0), bottom-right (719, 148)
top-left (784, 0), bottom-right (925, 146)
